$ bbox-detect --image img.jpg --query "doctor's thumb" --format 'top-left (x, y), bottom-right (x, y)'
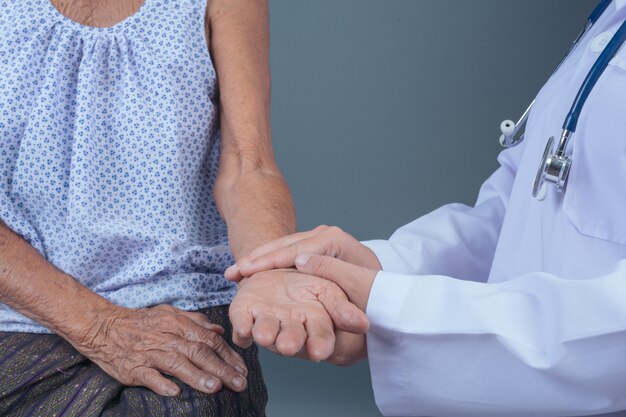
top-left (296, 254), bottom-right (333, 279)
top-left (296, 254), bottom-right (369, 333)
top-left (295, 254), bottom-right (377, 314)
top-left (295, 253), bottom-right (359, 289)
top-left (295, 254), bottom-right (312, 267)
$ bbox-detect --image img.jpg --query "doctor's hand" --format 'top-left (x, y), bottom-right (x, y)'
top-left (225, 226), bottom-right (381, 281)
top-left (294, 254), bottom-right (377, 312)
top-left (229, 269), bottom-right (369, 363)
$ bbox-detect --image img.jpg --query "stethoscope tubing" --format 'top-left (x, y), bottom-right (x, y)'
top-left (500, 0), bottom-right (613, 148)
top-left (530, 0), bottom-right (626, 200)
top-left (563, 9), bottom-right (626, 134)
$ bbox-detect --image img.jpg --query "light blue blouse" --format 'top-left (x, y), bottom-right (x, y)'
top-left (0, 0), bottom-right (236, 333)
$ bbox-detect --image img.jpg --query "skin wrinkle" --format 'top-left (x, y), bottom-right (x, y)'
top-left (0, 229), bottom-right (10, 247)
top-left (50, 0), bottom-right (145, 28)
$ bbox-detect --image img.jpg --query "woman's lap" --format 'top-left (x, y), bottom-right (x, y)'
top-left (0, 305), bottom-right (267, 417)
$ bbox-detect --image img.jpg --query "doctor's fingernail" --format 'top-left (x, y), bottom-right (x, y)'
top-left (235, 364), bottom-right (247, 375)
top-left (295, 254), bottom-right (312, 267)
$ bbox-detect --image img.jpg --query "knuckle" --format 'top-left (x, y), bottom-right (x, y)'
top-left (126, 372), bottom-right (141, 386)
top-left (153, 304), bottom-right (170, 313)
top-left (211, 339), bottom-right (231, 357)
top-left (277, 340), bottom-right (301, 356)
top-left (186, 341), bottom-right (217, 363)
top-left (161, 352), bottom-right (183, 370)
top-left (159, 305), bottom-right (179, 315)
top-left (328, 238), bottom-right (342, 258)
top-left (142, 370), bottom-right (161, 386)
top-left (185, 341), bottom-right (203, 358)
top-left (326, 225), bottom-right (344, 236)
top-left (203, 330), bottom-right (222, 347)
top-left (156, 317), bottom-right (177, 332)
top-left (169, 312), bottom-right (187, 326)
top-left (209, 362), bottom-right (232, 379)
top-left (129, 368), bottom-right (153, 386)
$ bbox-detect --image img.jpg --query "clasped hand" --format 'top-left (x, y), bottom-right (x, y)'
top-left (227, 226), bottom-right (381, 365)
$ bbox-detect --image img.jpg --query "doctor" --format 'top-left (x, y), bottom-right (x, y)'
top-left (226, 1), bottom-right (626, 416)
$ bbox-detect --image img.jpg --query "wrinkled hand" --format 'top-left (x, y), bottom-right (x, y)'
top-left (225, 226), bottom-right (381, 281)
top-left (73, 304), bottom-right (248, 397)
top-left (229, 269), bottom-right (369, 362)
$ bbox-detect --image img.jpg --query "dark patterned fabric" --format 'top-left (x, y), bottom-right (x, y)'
top-left (0, 306), bottom-right (267, 417)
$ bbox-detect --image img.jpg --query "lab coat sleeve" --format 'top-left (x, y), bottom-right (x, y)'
top-left (366, 266), bottom-right (626, 417)
top-left (362, 144), bottom-right (522, 282)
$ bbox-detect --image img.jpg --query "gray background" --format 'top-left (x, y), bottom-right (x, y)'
top-left (262, 1), bottom-right (595, 416)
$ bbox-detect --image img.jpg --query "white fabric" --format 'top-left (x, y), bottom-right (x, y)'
top-left (363, 3), bottom-right (626, 416)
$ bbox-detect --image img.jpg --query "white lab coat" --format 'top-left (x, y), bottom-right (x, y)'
top-left (363, 2), bottom-right (626, 416)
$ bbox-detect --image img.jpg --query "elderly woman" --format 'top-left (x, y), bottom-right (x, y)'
top-left (0, 0), bottom-right (295, 415)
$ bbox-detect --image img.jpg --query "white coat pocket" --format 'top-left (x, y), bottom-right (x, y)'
top-left (562, 56), bottom-right (626, 245)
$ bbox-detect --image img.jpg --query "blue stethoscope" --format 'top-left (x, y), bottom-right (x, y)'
top-left (498, 0), bottom-right (626, 200)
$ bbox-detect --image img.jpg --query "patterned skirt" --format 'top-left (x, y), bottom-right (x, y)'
top-left (0, 305), bottom-right (267, 417)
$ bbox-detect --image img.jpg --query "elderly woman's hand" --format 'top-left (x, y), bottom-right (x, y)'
top-left (229, 269), bottom-right (369, 363)
top-left (72, 304), bottom-right (248, 397)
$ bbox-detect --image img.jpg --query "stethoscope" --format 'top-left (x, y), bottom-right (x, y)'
top-left (498, 0), bottom-right (626, 201)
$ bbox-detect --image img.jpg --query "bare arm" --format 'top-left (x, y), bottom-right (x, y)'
top-left (208, 0), bottom-right (296, 259)
top-left (0, 221), bottom-right (247, 395)
top-left (0, 221), bottom-right (112, 342)
top-left (205, 1), bottom-right (371, 363)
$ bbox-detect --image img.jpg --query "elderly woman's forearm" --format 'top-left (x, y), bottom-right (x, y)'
top-left (215, 165), bottom-right (296, 259)
top-left (0, 221), bottom-right (116, 343)
top-left (209, 0), bottom-right (296, 258)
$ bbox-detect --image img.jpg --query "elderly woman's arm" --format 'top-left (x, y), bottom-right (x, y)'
top-left (0, 221), bottom-right (248, 396)
top-left (209, 0), bottom-right (296, 259)
top-left (206, 1), bottom-right (369, 361)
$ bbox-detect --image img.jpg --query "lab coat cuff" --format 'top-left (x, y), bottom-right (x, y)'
top-left (366, 271), bottom-right (416, 415)
top-left (361, 239), bottom-right (410, 275)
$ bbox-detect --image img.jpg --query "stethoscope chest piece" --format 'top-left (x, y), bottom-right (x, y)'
top-left (532, 136), bottom-right (572, 201)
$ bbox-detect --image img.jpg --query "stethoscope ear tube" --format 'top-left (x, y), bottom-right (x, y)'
top-left (499, 101), bottom-right (534, 148)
